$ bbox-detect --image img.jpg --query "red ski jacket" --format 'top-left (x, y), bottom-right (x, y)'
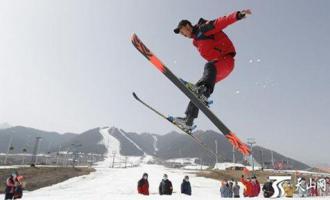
top-left (192, 11), bottom-right (241, 61)
top-left (137, 179), bottom-right (149, 195)
top-left (251, 180), bottom-right (261, 197)
top-left (240, 178), bottom-right (253, 197)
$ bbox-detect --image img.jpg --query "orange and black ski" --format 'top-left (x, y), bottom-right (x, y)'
top-left (131, 33), bottom-right (250, 156)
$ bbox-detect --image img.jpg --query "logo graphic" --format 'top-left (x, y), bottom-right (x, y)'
top-left (269, 176), bottom-right (291, 197)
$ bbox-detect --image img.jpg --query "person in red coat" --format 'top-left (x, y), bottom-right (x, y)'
top-left (137, 173), bottom-right (149, 195)
top-left (251, 176), bottom-right (261, 197)
top-left (172, 9), bottom-right (252, 130)
top-left (240, 175), bottom-right (253, 197)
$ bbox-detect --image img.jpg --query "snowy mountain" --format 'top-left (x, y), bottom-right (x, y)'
top-left (103, 128), bottom-right (310, 170)
top-left (54, 127), bottom-right (107, 154)
top-left (0, 122), bottom-right (11, 129)
top-left (0, 126), bottom-right (310, 170)
top-left (0, 126), bottom-right (76, 153)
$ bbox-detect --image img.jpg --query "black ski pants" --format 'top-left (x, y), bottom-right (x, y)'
top-left (185, 61), bottom-right (217, 118)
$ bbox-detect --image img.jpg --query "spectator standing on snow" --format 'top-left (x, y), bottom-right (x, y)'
top-left (220, 179), bottom-right (231, 198)
top-left (181, 175), bottom-right (192, 196)
top-left (262, 178), bottom-right (274, 198)
top-left (228, 180), bottom-right (234, 197)
top-left (13, 171), bottom-right (25, 199)
top-left (4, 173), bottom-right (16, 200)
top-left (240, 175), bottom-right (253, 197)
top-left (251, 176), bottom-right (260, 197)
top-left (159, 174), bottom-right (173, 195)
top-left (233, 180), bottom-right (240, 198)
top-left (137, 173), bottom-right (149, 195)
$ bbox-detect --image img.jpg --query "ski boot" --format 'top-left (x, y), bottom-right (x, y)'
top-left (179, 79), bottom-right (213, 107)
top-left (168, 116), bottom-right (196, 134)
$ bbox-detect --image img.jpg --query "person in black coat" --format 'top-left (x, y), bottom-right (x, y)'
top-left (262, 178), bottom-right (275, 198)
top-left (181, 175), bottom-right (192, 195)
top-left (159, 174), bottom-right (173, 195)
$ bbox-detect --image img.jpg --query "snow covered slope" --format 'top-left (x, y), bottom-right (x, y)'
top-left (152, 135), bottom-right (159, 154)
top-left (99, 127), bottom-right (143, 167)
top-left (0, 163), bottom-right (222, 199)
top-left (99, 127), bottom-right (121, 157)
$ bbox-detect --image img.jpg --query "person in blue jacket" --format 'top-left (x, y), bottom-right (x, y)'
top-left (181, 175), bottom-right (192, 195)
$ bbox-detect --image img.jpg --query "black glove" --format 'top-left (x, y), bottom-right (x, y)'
top-left (237, 11), bottom-right (246, 20)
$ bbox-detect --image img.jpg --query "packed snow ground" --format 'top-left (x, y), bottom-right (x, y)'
top-left (1, 163), bottom-right (330, 200)
top-left (0, 163), bottom-right (223, 199)
top-left (0, 127), bottom-right (329, 199)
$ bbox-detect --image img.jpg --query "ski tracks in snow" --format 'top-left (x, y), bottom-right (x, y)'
top-left (118, 129), bottom-right (146, 155)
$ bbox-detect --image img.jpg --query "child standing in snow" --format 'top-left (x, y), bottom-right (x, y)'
top-left (137, 173), bottom-right (149, 195)
top-left (159, 174), bottom-right (173, 195)
top-left (181, 175), bottom-right (192, 195)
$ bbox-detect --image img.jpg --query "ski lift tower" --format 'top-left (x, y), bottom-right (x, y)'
top-left (31, 137), bottom-right (42, 166)
top-left (247, 138), bottom-right (256, 174)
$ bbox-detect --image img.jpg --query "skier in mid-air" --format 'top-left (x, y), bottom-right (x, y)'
top-left (172, 9), bottom-right (252, 131)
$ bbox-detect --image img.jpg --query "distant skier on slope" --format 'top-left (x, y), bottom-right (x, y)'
top-left (172, 9), bottom-right (252, 131)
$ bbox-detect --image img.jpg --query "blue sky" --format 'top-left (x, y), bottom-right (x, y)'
top-left (0, 0), bottom-right (329, 166)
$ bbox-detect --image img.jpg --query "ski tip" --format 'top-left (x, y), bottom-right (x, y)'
top-left (132, 92), bottom-right (139, 100)
top-left (226, 132), bottom-right (251, 156)
top-left (131, 33), bottom-right (137, 41)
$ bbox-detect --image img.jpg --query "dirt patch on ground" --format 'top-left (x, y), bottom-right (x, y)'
top-left (0, 167), bottom-right (95, 193)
